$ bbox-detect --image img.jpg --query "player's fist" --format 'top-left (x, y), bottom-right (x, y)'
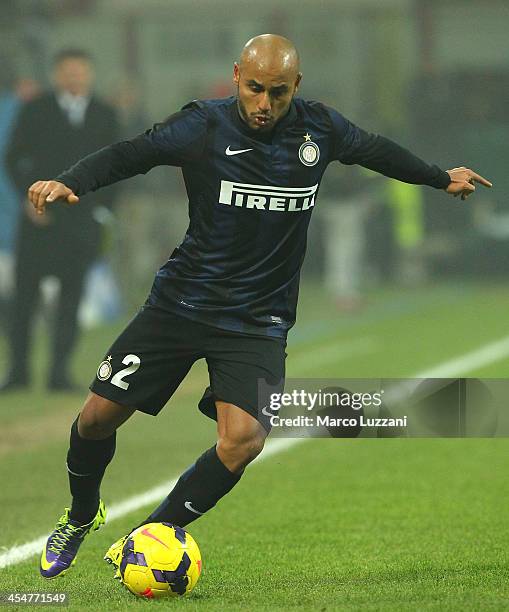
top-left (27, 180), bottom-right (79, 215)
top-left (445, 167), bottom-right (492, 201)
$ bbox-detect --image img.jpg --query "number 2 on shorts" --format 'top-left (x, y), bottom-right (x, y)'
top-left (111, 354), bottom-right (141, 390)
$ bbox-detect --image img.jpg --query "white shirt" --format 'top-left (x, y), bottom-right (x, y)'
top-left (57, 92), bottom-right (90, 127)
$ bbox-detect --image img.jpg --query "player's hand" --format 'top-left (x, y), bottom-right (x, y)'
top-left (27, 180), bottom-right (80, 216)
top-left (25, 198), bottom-right (51, 226)
top-left (445, 167), bottom-right (492, 201)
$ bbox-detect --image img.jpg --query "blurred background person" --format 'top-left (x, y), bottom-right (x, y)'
top-left (0, 62), bottom-right (40, 329)
top-left (104, 77), bottom-right (159, 313)
top-left (2, 48), bottom-right (119, 392)
top-left (320, 165), bottom-right (382, 312)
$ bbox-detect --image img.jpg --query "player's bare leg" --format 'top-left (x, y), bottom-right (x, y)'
top-left (215, 400), bottom-right (267, 473)
top-left (41, 393), bottom-right (135, 578)
top-left (78, 392), bottom-right (137, 439)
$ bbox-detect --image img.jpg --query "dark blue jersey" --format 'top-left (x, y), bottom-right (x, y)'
top-left (57, 96), bottom-right (450, 338)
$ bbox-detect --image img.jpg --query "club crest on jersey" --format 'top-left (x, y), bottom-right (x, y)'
top-left (299, 140), bottom-right (320, 167)
top-left (219, 180), bottom-right (318, 212)
top-left (97, 357), bottom-right (113, 381)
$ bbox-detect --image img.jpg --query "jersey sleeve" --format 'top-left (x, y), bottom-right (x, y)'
top-left (56, 100), bottom-right (208, 196)
top-left (325, 105), bottom-right (451, 190)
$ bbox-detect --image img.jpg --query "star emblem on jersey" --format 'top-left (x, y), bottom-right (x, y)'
top-left (299, 135), bottom-right (320, 167)
top-left (97, 358), bottom-right (113, 381)
top-left (225, 145), bottom-right (253, 156)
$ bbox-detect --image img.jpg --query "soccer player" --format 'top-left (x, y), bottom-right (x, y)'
top-left (31, 35), bottom-right (491, 579)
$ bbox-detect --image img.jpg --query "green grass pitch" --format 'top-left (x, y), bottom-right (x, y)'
top-left (0, 281), bottom-right (508, 610)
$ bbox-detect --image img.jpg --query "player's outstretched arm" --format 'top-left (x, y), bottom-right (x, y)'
top-left (25, 134), bottom-right (167, 218)
top-left (445, 166), bottom-right (492, 201)
top-left (327, 107), bottom-right (494, 197)
top-left (28, 180), bottom-right (79, 216)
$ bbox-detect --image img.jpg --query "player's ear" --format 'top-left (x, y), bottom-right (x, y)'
top-left (294, 72), bottom-right (302, 93)
top-left (233, 62), bottom-right (240, 85)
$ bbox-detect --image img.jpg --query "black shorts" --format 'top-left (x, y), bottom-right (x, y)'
top-left (90, 304), bottom-right (286, 432)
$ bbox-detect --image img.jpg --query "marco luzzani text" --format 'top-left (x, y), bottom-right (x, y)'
top-left (264, 389), bottom-right (408, 429)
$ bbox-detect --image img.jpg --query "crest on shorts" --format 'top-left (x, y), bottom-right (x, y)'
top-left (299, 133), bottom-right (320, 167)
top-left (97, 356), bottom-right (113, 381)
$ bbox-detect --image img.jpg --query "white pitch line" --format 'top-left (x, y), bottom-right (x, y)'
top-left (415, 335), bottom-right (509, 379)
top-left (2, 335), bottom-right (509, 569)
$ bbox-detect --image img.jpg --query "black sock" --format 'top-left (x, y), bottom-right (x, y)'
top-left (140, 446), bottom-right (242, 528)
top-left (66, 415), bottom-right (116, 524)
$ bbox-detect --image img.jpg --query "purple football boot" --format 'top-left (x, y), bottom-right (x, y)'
top-left (40, 500), bottom-right (106, 578)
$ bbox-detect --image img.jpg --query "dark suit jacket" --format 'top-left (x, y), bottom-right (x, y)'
top-left (5, 91), bottom-right (119, 263)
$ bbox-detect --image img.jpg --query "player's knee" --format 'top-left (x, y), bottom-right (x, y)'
top-left (217, 430), bottom-right (265, 471)
top-left (237, 434), bottom-right (265, 463)
top-left (78, 394), bottom-right (122, 440)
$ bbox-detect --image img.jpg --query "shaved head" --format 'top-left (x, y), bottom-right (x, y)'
top-left (233, 34), bottom-right (302, 132)
top-left (239, 34), bottom-right (300, 79)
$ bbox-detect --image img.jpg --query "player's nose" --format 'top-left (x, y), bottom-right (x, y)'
top-left (257, 91), bottom-right (271, 113)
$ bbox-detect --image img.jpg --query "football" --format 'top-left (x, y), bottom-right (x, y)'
top-left (119, 522), bottom-right (202, 598)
